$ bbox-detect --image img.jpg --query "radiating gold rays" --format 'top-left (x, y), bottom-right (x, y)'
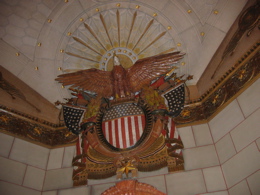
top-left (83, 22), bottom-right (107, 51)
top-left (126, 11), bottom-right (137, 47)
top-left (65, 52), bottom-right (99, 63)
top-left (132, 19), bottom-right (154, 51)
top-left (100, 13), bottom-right (113, 47)
top-left (117, 10), bottom-right (121, 47)
top-left (138, 31), bottom-right (166, 55)
top-left (65, 9), bottom-right (174, 68)
top-left (72, 37), bottom-right (102, 56)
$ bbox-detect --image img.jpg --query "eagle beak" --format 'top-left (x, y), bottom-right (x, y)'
top-left (114, 55), bottom-right (121, 66)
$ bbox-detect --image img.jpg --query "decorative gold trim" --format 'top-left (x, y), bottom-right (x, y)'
top-left (175, 42), bottom-right (259, 127)
top-left (84, 23), bottom-right (107, 51)
top-left (72, 36), bottom-right (102, 56)
top-left (211, 1), bottom-right (260, 79)
top-left (65, 52), bottom-right (99, 63)
top-left (0, 107), bottom-right (77, 148)
top-left (132, 19), bottom-right (154, 50)
top-left (1, 43), bottom-right (259, 147)
top-left (100, 13), bottom-right (113, 47)
top-left (138, 31), bottom-right (166, 55)
top-left (117, 10), bottom-right (121, 47)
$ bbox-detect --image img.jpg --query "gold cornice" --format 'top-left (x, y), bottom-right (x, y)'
top-left (0, 105), bottom-right (64, 128)
top-left (176, 41), bottom-right (260, 127)
top-left (190, 41), bottom-right (259, 104)
top-left (0, 42), bottom-right (259, 147)
top-left (0, 106), bottom-right (77, 148)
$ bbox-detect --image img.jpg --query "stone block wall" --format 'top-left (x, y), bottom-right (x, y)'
top-left (0, 79), bottom-right (259, 195)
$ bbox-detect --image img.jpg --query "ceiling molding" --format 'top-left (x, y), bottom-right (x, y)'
top-left (176, 41), bottom-right (259, 127)
top-left (0, 41), bottom-right (259, 147)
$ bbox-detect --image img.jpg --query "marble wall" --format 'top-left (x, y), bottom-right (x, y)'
top-left (0, 79), bottom-right (259, 195)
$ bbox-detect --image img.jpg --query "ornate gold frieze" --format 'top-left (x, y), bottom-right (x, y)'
top-left (175, 42), bottom-right (260, 126)
top-left (0, 107), bottom-right (77, 147)
top-left (0, 42), bottom-right (259, 146)
top-left (211, 0), bottom-right (260, 78)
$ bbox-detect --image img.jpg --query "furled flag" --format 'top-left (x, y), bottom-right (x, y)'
top-left (63, 105), bottom-right (86, 134)
top-left (162, 83), bottom-right (185, 117)
top-left (102, 103), bottom-right (145, 149)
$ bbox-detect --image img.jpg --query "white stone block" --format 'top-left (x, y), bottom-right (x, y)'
top-left (228, 180), bottom-right (251, 195)
top-left (0, 181), bottom-right (41, 195)
top-left (209, 100), bottom-right (244, 142)
top-left (37, 4), bottom-right (51, 17)
top-left (138, 175), bottom-right (167, 194)
top-left (193, 124), bottom-right (213, 146)
top-left (177, 126), bottom-right (196, 148)
top-left (203, 166), bottom-right (226, 192)
top-left (198, 26), bottom-right (226, 77)
top-left (215, 134), bottom-right (236, 164)
top-left (237, 79), bottom-right (260, 117)
top-left (42, 191), bottom-right (57, 195)
top-left (47, 148), bottom-right (64, 170)
top-left (49, 1), bottom-right (84, 34)
top-left (222, 143), bottom-right (260, 188)
top-left (35, 27), bottom-right (63, 60)
top-left (58, 186), bottom-right (90, 195)
top-left (91, 182), bottom-right (116, 195)
top-left (256, 138), bottom-right (260, 149)
top-left (0, 133), bottom-right (14, 157)
top-left (137, 167), bottom-right (168, 179)
top-left (165, 170), bottom-right (206, 195)
top-left (43, 167), bottom-right (73, 191)
top-left (6, 24), bottom-right (26, 37)
top-left (23, 166), bottom-right (45, 191)
top-left (88, 175), bottom-right (118, 186)
top-left (184, 145), bottom-right (219, 170)
top-left (0, 156), bottom-right (26, 185)
top-left (0, 39), bottom-right (29, 76)
top-left (202, 191), bottom-right (229, 195)
top-left (141, 0), bottom-right (169, 11)
top-left (9, 138), bottom-right (49, 169)
top-left (62, 146), bottom-right (76, 168)
top-left (247, 170), bottom-right (260, 195)
top-left (178, 28), bottom-right (201, 82)
top-left (78, 0), bottom-right (99, 10)
top-left (162, 1), bottom-right (193, 33)
top-left (214, 0), bottom-right (247, 32)
top-left (231, 108), bottom-right (260, 152)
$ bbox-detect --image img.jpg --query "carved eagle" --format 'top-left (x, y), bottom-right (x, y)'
top-left (56, 51), bottom-right (184, 98)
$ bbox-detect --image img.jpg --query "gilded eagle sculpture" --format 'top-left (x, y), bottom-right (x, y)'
top-left (56, 51), bottom-right (184, 98)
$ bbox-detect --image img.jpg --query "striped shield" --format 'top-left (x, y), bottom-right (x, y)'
top-left (102, 103), bottom-right (145, 149)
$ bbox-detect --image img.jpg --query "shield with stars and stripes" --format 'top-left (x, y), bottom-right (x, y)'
top-left (101, 103), bottom-right (146, 149)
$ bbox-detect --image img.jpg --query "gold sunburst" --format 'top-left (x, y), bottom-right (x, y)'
top-left (63, 8), bottom-right (177, 72)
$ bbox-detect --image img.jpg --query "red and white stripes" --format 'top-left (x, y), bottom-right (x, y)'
top-left (102, 115), bottom-right (145, 149)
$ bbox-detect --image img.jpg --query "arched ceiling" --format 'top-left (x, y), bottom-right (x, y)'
top-left (0, 0), bottom-right (248, 104)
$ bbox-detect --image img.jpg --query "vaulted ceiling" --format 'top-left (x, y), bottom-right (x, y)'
top-left (0, 0), bottom-right (250, 105)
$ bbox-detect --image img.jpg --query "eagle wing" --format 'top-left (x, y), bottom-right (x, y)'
top-left (55, 68), bottom-right (113, 97)
top-left (127, 51), bottom-right (184, 92)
